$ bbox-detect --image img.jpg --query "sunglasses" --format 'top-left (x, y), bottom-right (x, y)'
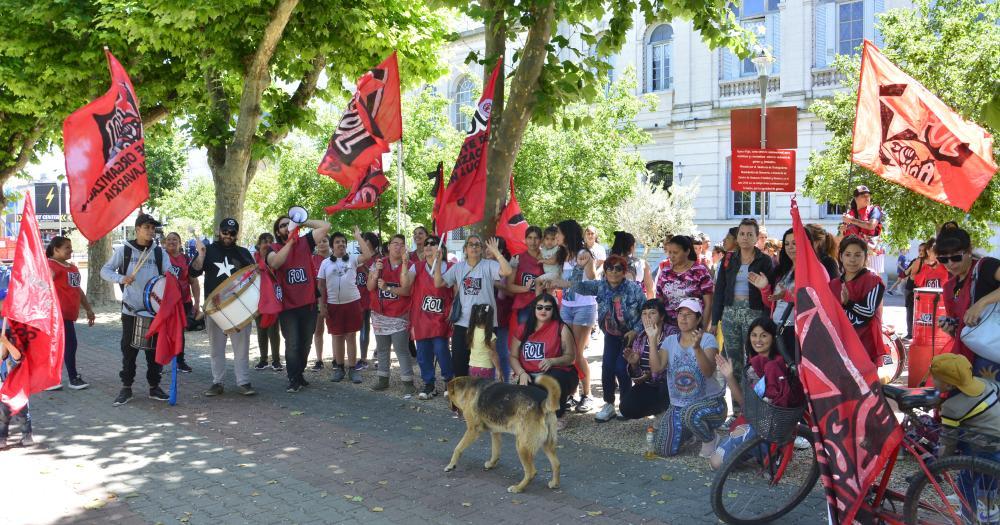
top-left (221, 230), bottom-right (237, 236)
top-left (467, 242), bottom-right (483, 248)
top-left (605, 264), bottom-right (626, 272)
top-left (425, 241), bottom-right (439, 247)
top-left (535, 304), bottom-right (554, 312)
top-left (937, 253), bottom-right (966, 264)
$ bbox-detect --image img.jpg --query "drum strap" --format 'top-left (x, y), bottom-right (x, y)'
top-left (118, 243), bottom-right (165, 291)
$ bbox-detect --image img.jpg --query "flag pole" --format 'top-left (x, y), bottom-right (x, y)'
top-left (396, 143), bottom-right (404, 234)
top-left (169, 356), bottom-right (178, 405)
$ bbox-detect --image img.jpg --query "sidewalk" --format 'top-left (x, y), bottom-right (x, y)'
top-left (5, 311), bottom-right (828, 525)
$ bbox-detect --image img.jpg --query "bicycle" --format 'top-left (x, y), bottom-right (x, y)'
top-left (710, 384), bottom-right (1000, 524)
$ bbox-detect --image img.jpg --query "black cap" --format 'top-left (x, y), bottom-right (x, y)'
top-left (854, 185), bottom-right (871, 196)
top-left (135, 213), bottom-right (162, 228)
top-left (220, 218), bottom-right (239, 232)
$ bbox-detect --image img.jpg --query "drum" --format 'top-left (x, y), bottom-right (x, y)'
top-left (877, 326), bottom-right (905, 385)
top-left (908, 287), bottom-right (951, 387)
top-left (130, 314), bottom-right (156, 351)
top-left (204, 265), bottom-right (260, 334)
top-left (143, 275), bottom-right (167, 314)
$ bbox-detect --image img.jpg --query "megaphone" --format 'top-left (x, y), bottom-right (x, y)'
top-left (288, 206), bottom-right (308, 227)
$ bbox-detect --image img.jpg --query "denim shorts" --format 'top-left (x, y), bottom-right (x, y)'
top-left (561, 304), bottom-right (597, 326)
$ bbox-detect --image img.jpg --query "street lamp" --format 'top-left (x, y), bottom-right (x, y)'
top-left (751, 46), bottom-right (774, 225)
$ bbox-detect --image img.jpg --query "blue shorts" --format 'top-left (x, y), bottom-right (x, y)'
top-left (561, 304), bottom-right (597, 326)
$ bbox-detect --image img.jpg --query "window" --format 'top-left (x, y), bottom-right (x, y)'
top-left (721, 1), bottom-right (780, 80)
top-left (821, 202), bottom-right (848, 218)
top-left (646, 161), bottom-right (673, 191)
top-left (646, 25), bottom-right (673, 92)
top-left (453, 77), bottom-right (475, 131)
top-left (838, 0), bottom-right (864, 56)
top-left (726, 157), bottom-right (770, 218)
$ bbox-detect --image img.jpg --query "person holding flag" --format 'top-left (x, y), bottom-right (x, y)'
top-left (100, 213), bottom-right (171, 406)
top-left (163, 232), bottom-right (198, 373)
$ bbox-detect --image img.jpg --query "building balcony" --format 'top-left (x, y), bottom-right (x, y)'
top-left (719, 76), bottom-right (781, 98)
top-left (811, 67), bottom-right (844, 89)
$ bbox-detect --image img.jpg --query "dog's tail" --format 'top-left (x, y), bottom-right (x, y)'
top-left (535, 374), bottom-right (561, 414)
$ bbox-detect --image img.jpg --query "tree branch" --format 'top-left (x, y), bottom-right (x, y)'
top-left (262, 53), bottom-right (326, 146)
top-left (0, 120), bottom-right (44, 183)
top-left (145, 104), bottom-right (170, 126)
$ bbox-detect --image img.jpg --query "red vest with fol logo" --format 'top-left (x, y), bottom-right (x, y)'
top-left (167, 252), bottom-right (192, 304)
top-left (271, 240), bottom-right (317, 309)
top-left (49, 259), bottom-right (82, 321)
top-left (369, 257), bottom-right (410, 317)
top-left (355, 263), bottom-right (370, 310)
top-left (410, 261), bottom-right (452, 340)
top-left (518, 320), bottom-right (569, 374)
top-left (512, 252), bottom-right (544, 313)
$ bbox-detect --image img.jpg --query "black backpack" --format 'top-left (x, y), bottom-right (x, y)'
top-left (117, 242), bottom-right (164, 291)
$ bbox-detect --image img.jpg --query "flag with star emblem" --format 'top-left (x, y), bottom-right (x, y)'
top-left (1, 194), bottom-right (65, 413)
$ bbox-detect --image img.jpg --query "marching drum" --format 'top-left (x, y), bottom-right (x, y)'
top-left (204, 265), bottom-right (261, 334)
top-left (143, 275), bottom-right (167, 314)
top-left (130, 313), bottom-right (156, 351)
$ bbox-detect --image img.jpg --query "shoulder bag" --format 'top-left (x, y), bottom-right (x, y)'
top-left (959, 259), bottom-right (1000, 362)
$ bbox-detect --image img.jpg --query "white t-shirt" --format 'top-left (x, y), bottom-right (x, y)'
top-left (442, 259), bottom-right (501, 327)
top-left (317, 254), bottom-right (361, 304)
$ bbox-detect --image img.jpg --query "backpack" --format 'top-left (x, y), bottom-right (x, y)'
top-left (117, 241), bottom-right (164, 291)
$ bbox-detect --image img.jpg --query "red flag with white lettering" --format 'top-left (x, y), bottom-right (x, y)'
top-left (436, 58), bottom-right (502, 235)
top-left (63, 48), bottom-right (148, 241)
top-left (852, 40), bottom-right (997, 211)
top-left (0, 195), bottom-right (65, 413)
top-left (318, 52), bottom-right (401, 189)
top-left (496, 175), bottom-right (528, 256)
top-left (324, 158), bottom-right (390, 214)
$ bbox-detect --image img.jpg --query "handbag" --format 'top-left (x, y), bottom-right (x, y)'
top-left (959, 259), bottom-right (1000, 362)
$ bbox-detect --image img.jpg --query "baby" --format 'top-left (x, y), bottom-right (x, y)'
top-left (538, 225), bottom-right (564, 281)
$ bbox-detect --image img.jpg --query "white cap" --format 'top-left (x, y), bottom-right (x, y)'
top-left (677, 298), bottom-right (703, 315)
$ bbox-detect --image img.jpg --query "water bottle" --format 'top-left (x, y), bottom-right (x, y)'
top-left (644, 426), bottom-right (656, 460)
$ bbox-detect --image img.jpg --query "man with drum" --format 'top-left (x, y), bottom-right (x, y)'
top-left (100, 213), bottom-right (173, 406)
top-left (191, 218), bottom-right (257, 397)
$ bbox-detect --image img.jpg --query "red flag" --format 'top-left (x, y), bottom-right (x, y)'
top-left (0, 195), bottom-right (65, 413)
top-left (324, 158), bottom-right (390, 214)
top-left (318, 52), bottom-right (401, 188)
top-left (63, 48), bottom-right (148, 241)
top-left (852, 40), bottom-right (997, 211)
top-left (436, 58), bottom-right (503, 235)
top-left (496, 175), bottom-right (528, 256)
top-left (256, 255), bottom-right (281, 329)
top-left (146, 273), bottom-right (185, 366)
top-left (791, 197), bottom-right (902, 524)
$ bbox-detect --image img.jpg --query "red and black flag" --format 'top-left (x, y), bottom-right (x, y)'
top-left (791, 197), bottom-right (902, 524)
top-left (436, 58), bottom-right (502, 235)
top-left (318, 52), bottom-right (402, 189)
top-left (63, 48), bottom-right (148, 241)
top-left (496, 175), bottom-right (528, 256)
top-left (325, 157), bottom-right (390, 214)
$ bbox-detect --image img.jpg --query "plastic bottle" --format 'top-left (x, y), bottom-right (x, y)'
top-left (644, 426), bottom-right (656, 459)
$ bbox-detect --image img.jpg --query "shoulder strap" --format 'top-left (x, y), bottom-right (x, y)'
top-left (118, 244), bottom-right (133, 291)
top-left (154, 246), bottom-right (164, 276)
top-left (970, 258), bottom-right (985, 303)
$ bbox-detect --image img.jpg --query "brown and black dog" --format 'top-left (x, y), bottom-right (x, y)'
top-left (444, 375), bottom-right (561, 493)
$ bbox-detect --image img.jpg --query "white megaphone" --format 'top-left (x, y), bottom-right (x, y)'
top-left (288, 206), bottom-right (308, 227)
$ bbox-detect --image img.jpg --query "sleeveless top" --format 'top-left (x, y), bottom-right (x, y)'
top-left (409, 261), bottom-right (452, 340)
top-left (518, 320), bottom-right (570, 374)
top-left (271, 239), bottom-right (318, 310)
top-left (49, 259), bottom-right (82, 321)
top-left (369, 256), bottom-right (410, 318)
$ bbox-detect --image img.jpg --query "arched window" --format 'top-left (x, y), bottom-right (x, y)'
top-left (453, 77), bottom-right (475, 131)
top-left (646, 25), bottom-right (673, 92)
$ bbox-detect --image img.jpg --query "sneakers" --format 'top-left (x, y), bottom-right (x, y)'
top-left (113, 388), bottom-right (133, 406)
top-left (594, 403), bottom-right (617, 422)
top-left (699, 435), bottom-right (721, 458)
top-left (44, 383), bottom-right (63, 391)
top-left (286, 382), bottom-right (302, 393)
top-left (177, 362), bottom-right (193, 373)
top-left (68, 376), bottom-right (90, 390)
top-left (349, 368), bottom-right (363, 384)
top-left (354, 359), bottom-right (369, 371)
top-left (204, 383), bottom-right (224, 397)
top-left (330, 367), bottom-right (346, 383)
top-left (371, 376), bottom-right (390, 391)
top-left (18, 434), bottom-right (33, 447)
top-left (300, 378), bottom-right (310, 387)
top-left (418, 383), bottom-right (436, 400)
top-left (254, 361), bottom-right (270, 370)
top-left (272, 362), bottom-right (284, 371)
top-left (238, 384), bottom-right (257, 396)
top-left (402, 381), bottom-right (417, 397)
top-left (311, 360), bottom-right (324, 371)
top-left (149, 386), bottom-right (169, 401)
top-left (575, 396), bottom-right (594, 413)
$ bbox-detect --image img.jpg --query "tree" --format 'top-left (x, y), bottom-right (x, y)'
top-left (614, 180), bottom-right (698, 256)
top-left (804, 0), bottom-right (1000, 248)
top-left (98, 0), bottom-right (448, 231)
top-left (441, 0), bottom-right (752, 237)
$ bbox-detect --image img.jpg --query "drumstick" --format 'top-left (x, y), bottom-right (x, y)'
top-left (129, 247), bottom-right (154, 279)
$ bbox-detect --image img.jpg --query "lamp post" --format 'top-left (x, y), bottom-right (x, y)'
top-left (751, 47), bottom-right (774, 227)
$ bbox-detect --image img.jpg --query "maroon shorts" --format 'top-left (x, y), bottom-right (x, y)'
top-left (324, 300), bottom-right (363, 335)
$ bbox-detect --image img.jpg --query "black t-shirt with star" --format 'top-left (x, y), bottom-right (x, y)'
top-left (190, 241), bottom-right (254, 300)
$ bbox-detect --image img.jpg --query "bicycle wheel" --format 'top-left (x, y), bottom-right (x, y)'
top-left (711, 424), bottom-right (821, 524)
top-left (903, 455), bottom-right (1000, 524)
top-left (878, 330), bottom-right (905, 384)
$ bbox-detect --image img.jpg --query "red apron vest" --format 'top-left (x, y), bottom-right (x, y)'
top-left (369, 257), bottom-right (410, 317)
top-left (518, 320), bottom-right (569, 374)
top-left (410, 262), bottom-right (452, 340)
top-left (49, 259), bottom-right (82, 321)
top-left (271, 240), bottom-right (317, 309)
top-left (168, 252), bottom-right (192, 304)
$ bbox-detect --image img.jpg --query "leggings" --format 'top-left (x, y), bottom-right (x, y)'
top-left (375, 328), bottom-right (415, 381)
top-left (721, 303), bottom-right (766, 388)
top-left (654, 395), bottom-right (727, 457)
top-left (63, 321), bottom-right (79, 379)
top-left (359, 309), bottom-right (371, 360)
top-left (255, 317), bottom-right (281, 364)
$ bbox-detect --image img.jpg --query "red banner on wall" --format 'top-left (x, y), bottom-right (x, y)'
top-left (731, 148), bottom-right (796, 192)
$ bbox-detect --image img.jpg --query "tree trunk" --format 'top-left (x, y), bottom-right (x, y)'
top-left (479, 1), bottom-right (555, 237)
top-left (86, 235), bottom-right (115, 306)
top-left (478, 1), bottom-right (507, 238)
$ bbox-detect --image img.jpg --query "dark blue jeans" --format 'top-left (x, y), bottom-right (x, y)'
top-left (279, 304), bottom-right (318, 386)
top-left (359, 309), bottom-right (371, 360)
top-left (602, 333), bottom-right (632, 404)
top-left (415, 337), bottom-right (453, 385)
top-left (495, 326), bottom-right (511, 383)
top-left (63, 320), bottom-right (79, 379)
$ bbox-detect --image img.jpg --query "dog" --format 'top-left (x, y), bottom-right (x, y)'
top-left (444, 375), bottom-right (561, 493)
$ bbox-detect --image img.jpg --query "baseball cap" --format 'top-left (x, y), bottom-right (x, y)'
top-left (220, 218), bottom-right (240, 232)
top-left (677, 298), bottom-right (703, 315)
top-left (930, 353), bottom-right (985, 397)
top-left (135, 213), bottom-right (162, 228)
top-left (854, 185), bottom-right (871, 196)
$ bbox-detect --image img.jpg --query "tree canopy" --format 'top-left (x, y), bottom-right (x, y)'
top-left (804, 0), bottom-right (1000, 248)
